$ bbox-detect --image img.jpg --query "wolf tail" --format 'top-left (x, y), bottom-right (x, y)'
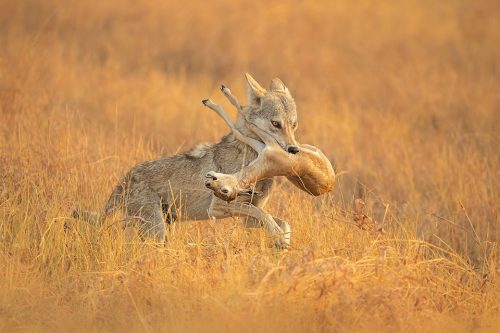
top-left (72, 184), bottom-right (124, 225)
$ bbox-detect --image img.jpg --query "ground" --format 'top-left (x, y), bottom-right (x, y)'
top-left (0, 0), bottom-right (499, 332)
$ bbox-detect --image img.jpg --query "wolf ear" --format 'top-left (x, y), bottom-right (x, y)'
top-left (245, 73), bottom-right (266, 105)
top-left (270, 77), bottom-right (290, 95)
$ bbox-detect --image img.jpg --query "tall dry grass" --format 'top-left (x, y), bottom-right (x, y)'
top-left (0, 0), bottom-right (499, 332)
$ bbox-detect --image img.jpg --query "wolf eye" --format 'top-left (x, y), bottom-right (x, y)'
top-left (271, 121), bottom-right (281, 128)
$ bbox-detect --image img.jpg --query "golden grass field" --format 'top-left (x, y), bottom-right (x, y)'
top-left (1, 0), bottom-right (499, 332)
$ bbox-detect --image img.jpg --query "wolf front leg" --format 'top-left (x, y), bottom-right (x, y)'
top-left (208, 198), bottom-right (290, 249)
top-left (243, 215), bottom-right (291, 246)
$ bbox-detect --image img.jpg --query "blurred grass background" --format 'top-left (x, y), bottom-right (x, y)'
top-left (0, 0), bottom-right (499, 332)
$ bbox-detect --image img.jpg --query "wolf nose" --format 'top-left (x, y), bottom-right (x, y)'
top-left (287, 145), bottom-right (300, 154)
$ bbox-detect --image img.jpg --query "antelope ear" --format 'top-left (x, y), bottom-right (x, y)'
top-left (238, 188), bottom-right (262, 196)
top-left (270, 77), bottom-right (290, 95)
top-left (245, 73), bottom-right (266, 105)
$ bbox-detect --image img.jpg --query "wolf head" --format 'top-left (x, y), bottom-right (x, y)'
top-left (242, 73), bottom-right (299, 154)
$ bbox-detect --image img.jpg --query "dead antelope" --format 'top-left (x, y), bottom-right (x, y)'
top-left (202, 84), bottom-right (335, 202)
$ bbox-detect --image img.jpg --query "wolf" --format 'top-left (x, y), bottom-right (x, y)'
top-left (74, 73), bottom-right (334, 248)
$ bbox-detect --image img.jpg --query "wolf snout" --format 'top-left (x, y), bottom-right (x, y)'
top-left (287, 145), bottom-right (300, 154)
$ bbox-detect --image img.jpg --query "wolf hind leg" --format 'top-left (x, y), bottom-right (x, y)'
top-left (126, 192), bottom-right (166, 243)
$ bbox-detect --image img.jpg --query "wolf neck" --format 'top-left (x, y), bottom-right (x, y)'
top-left (235, 113), bottom-right (262, 141)
top-left (216, 116), bottom-right (261, 162)
top-left (219, 132), bottom-right (258, 158)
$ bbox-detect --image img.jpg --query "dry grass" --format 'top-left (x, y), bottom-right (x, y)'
top-left (0, 0), bottom-right (499, 332)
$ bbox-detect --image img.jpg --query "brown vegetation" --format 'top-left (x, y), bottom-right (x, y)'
top-left (0, 0), bottom-right (499, 331)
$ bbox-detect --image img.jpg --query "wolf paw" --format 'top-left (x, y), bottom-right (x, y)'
top-left (274, 236), bottom-right (290, 251)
